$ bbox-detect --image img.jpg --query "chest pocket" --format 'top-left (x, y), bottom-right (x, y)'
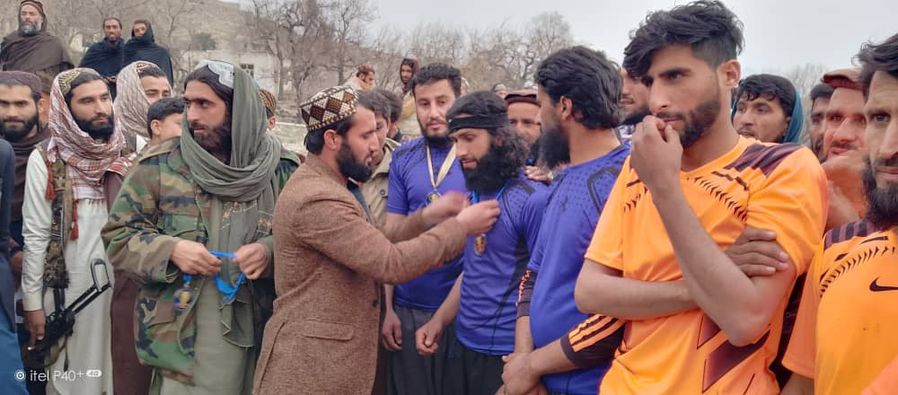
top-left (156, 170), bottom-right (203, 241)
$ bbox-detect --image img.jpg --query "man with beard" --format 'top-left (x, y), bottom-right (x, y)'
top-left (782, 32), bottom-right (898, 395)
top-left (21, 68), bottom-right (125, 394)
top-left (504, 90), bottom-right (542, 163)
top-left (0, 71), bottom-right (48, 395)
top-left (500, 46), bottom-right (628, 395)
top-left (397, 56), bottom-right (422, 140)
top-left (818, 68), bottom-right (870, 230)
top-left (79, 18), bottom-right (126, 98)
top-left (253, 85), bottom-right (499, 394)
top-left (382, 63), bottom-right (467, 395)
top-left (102, 60), bottom-right (300, 394)
top-left (573, 2), bottom-right (826, 393)
top-left (359, 90), bottom-right (400, 227)
top-left (733, 74), bottom-right (804, 144)
top-left (102, 60), bottom-right (171, 395)
top-left (123, 20), bottom-right (174, 84)
top-left (0, 1), bottom-right (72, 76)
top-left (412, 91), bottom-right (547, 395)
top-left (618, 68), bottom-right (651, 141)
top-left (808, 83), bottom-right (834, 159)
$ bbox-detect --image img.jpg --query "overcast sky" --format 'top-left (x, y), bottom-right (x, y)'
top-left (369, 0), bottom-right (896, 75)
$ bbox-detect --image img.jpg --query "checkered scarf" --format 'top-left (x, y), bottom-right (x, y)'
top-left (47, 68), bottom-right (124, 201)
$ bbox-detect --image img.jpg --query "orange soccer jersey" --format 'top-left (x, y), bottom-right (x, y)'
top-left (783, 222), bottom-right (898, 395)
top-left (585, 137), bottom-right (827, 394)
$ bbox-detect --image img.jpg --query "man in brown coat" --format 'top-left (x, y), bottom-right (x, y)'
top-left (253, 85), bottom-right (500, 394)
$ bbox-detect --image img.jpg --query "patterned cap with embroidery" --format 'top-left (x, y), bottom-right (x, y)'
top-left (299, 85), bottom-right (357, 131)
top-left (56, 68), bottom-right (100, 96)
top-left (259, 88), bottom-right (277, 116)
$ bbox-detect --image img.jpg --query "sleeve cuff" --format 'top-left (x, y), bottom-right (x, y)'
top-left (23, 291), bottom-right (43, 311)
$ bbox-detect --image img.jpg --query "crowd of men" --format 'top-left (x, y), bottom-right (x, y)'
top-left (0, 0), bottom-right (896, 394)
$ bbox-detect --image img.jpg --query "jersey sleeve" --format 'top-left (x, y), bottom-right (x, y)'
top-left (782, 241), bottom-right (825, 378)
top-left (386, 151), bottom-right (409, 215)
top-left (584, 158), bottom-right (631, 271)
top-left (745, 149), bottom-right (827, 275)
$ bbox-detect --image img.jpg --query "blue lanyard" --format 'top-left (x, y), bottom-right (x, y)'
top-left (470, 183), bottom-right (508, 204)
top-left (181, 251), bottom-right (246, 304)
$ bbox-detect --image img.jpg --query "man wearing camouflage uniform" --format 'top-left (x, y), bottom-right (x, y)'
top-left (102, 60), bottom-right (299, 394)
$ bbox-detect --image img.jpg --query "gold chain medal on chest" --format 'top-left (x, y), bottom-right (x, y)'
top-left (425, 144), bottom-right (457, 204)
top-left (470, 183), bottom-right (508, 256)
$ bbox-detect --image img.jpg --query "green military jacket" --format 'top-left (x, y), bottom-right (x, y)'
top-left (101, 138), bottom-right (299, 382)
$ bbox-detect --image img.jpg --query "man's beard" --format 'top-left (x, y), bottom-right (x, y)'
top-left (338, 141), bottom-right (373, 182)
top-left (540, 122), bottom-right (570, 169)
top-left (418, 117), bottom-right (452, 147)
top-left (189, 119), bottom-right (232, 161)
top-left (863, 160), bottom-right (898, 230)
top-left (19, 22), bottom-right (39, 36)
top-left (0, 113), bottom-right (39, 141)
top-left (463, 143), bottom-right (521, 193)
top-left (621, 105), bottom-right (651, 126)
top-left (75, 114), bottom-right (115, 141)
top-left (658, 88), bottom-right (721, 149)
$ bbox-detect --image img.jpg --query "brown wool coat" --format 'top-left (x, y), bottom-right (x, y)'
top-left (253, 155), bottom-right (467, 394)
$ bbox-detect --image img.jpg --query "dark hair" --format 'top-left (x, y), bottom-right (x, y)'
top-left (623, 0), bottom-right (744, 78)
top-left (64, 72), bottom-right (107, 107)
top-left (304, 116), bottom-right (354, 155)
top-left (735, 74), bottom-right (796, 115)
top-left (858, 32), bottom-right (898, 98)
top-left (375, 88), bottom-right (402, 123)
top-left (184, 65), bottom-right (233, 118)
top-left (410, 63), bottom-right (462, 98)
top-left (809, 83), bottom-right (834, 103)
top-left (446, 91), bottom-right (528, 189)
top-left (356, 64), bottom-right (375, 77)
top-left (102, 17), bottom-right (122, 29)
top-left (535, 46), bottom-right (621, 129)
top-left (137, 63), bottom-right (166, 79)
top-left (132, 19), bottom-right (151, 35)
top-left (146, 97), bottom-right (185, 137)
top-left (358, 90), bottom-right (390, 121)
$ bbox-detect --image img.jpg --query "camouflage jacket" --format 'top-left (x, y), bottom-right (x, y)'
top-left (101, 138), bottom-right (299, 382)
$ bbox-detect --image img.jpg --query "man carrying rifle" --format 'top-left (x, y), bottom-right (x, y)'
top-left (21, 68), bottom-right (123, 394)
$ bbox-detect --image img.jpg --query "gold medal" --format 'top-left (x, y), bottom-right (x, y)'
top-left (425, 144), bottom-right (456, 205)
top-left (427, 191), bottom-right (441, 203)
top-left (174, 286), bottom-right (193, 312)
top-left (474, 234), bottom-right (487, 256)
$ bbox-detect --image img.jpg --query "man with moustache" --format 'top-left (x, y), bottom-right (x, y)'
top-left (383, 63), bottom-right (467, 395)
top-left (359, 90), bottom-right (400, 227)
top-left (618, 68), bottom-right (651, 142)
top-left (22, 68), bottom-right (124, 394)
top-left (253, 85), bottom-right (499, 394)
top-left (807, 83), bottom-right (834, 159)
top-left (504, 89), bottom-right (542, 165)
top-left (783, 32), bottom-right (898, 395)
top-left (573, 2), bottom-right (826, 393)
top-left (732, 74), bottom-right (804, 144)
top-left (502, 46), bottom-right (629, 395)
top-left (0, 1), bottom-right (72, 76)
top-left (412, 91), bottom-right (547, 395)
top-left (818, 68), bottom-right (870, 230)
top-left (103, 61), bottom-right (300, 394)
top-left (397, 56), bottom-right (422, 140)
top-left (80, 18), bottom-right (126, 97)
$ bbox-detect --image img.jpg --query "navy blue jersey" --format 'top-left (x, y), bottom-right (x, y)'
top-left (528, 143), bottom-right (629, 394)
top-left (456, 174), bottom-right (547, 355)
top-left (387, 138), bottom-right (466, 310)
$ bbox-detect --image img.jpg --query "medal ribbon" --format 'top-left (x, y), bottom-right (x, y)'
top-left (426, 144), bottom-right (457, 192)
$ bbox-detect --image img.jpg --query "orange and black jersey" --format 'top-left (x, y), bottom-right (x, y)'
top-left (784, 221), bottom-right (898, 395)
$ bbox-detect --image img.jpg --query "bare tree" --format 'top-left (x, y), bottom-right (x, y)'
top-left (322, 0), bottom-right (375, 84)
top-left (406, 22), bottom-right (466, 66)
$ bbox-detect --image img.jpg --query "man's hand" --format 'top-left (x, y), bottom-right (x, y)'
top-left (726, 227), bottom-right (790, 277)
top-left (11, 251), bottom-right (23, 287)
top-left (234, 242), bottom-right (270, 280)
top-left (525, 166), bottom-right (552, 184)
top-left (415, 318), bottom-right (444, 356)
top-left (24, 309), bottom-right (45, 346)
top-left (630, 116), bottom-right (683, 193)
top-left (457, 201), bottom-right (501, 235)
top-left (381, 308), bottom-right (403, 352)
top-left (170, 240), bottom-right (221, 276)
top-left (502, 352), bottom-right (541, 395)
top-left (422, 191), bottom-right (467, 226)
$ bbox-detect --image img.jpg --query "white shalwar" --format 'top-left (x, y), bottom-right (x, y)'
top-left (21, 150), bottom-right (114, 395)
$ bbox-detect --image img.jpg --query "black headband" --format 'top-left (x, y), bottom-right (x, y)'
top-left (448, 114), bottom-right (509, 133)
